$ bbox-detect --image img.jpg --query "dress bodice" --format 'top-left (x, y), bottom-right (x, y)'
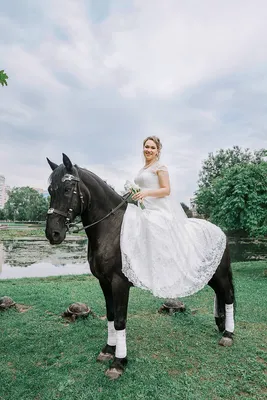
top-left (134, 162), bottom-right (165, 190)
top-left (134, 162), bottom-right (171, 213)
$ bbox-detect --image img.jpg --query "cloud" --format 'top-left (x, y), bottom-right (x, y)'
top-left (0, 0), bottom-right (267, 205)
top-left (104, 0), bottom-right (267, 97)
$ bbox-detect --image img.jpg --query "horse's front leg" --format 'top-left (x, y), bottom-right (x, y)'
top-left (105, 274), bottom-right (130, 380)
top-left (97, 279), bottom-right (116, 362)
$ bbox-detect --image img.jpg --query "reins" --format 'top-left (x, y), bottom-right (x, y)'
top-left (69, 192), bottom-right (131, 232)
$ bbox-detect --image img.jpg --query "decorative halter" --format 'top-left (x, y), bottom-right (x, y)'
top-left (47, 174), bottom-right (84, 231)
top-left (47, 173), bottom-right (131, 232)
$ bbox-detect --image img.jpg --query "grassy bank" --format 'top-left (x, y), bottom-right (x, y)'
top-left (0, 227), bottom-right (86, 240)
top-left (0, 228), bottom-right (46, 239)
top-left (0, 262), bottom-right (266, 400)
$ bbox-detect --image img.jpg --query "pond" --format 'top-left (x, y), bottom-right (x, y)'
top-left (0, 236), bottom-right (266, 280)
top-left (0, 237), bottom-right (89, 279)
top-left (228, 237), bottom-right (267, 262)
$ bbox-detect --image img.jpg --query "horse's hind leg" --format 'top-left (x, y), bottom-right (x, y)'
top-left (210, 278), bottom-right (235, 346)
top-left (213, 292), bottom-right (226, 333)
top-left (220, 280), bottom-right (235, 347)
top-left (209, 244), bottom-right (235, 347)
top-left (97, 279), bottom-right (116, 362)
top-left (105, 274), bottom-right (130, 380)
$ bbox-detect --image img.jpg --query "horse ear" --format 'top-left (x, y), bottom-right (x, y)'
top-left (46, 158), bottom-right (59, 171)
top-left (62, 153), bottom-right (73, 172)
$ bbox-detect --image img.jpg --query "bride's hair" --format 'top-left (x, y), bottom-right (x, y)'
top-left (143, 136), bottom-right (162, 159)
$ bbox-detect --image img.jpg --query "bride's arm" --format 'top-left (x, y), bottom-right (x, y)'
top-left (132, 169), bottom-right (171, 200)
top-left (147, 169), bottom-right (171, 198)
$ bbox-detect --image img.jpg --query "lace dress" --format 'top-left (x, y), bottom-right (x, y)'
top-left (120, 162), bottom-right (226, 298)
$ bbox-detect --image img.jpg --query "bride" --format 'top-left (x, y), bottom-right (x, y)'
top-left (120, 136), bottom-right (226, 298)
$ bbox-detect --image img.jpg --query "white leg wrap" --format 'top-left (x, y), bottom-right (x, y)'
top-left (214, 295), bottom-right (219, 318)
top-left (225, 304), bottom-right (234, 333)
top-left (107, 321), bottom-right (116, 346)
top-left (115, 329), bottom-right (127, 359)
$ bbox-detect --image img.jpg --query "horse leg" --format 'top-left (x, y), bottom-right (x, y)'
top-left (105, 274), bottom-right (130, 380)
top-left (97, 279), bottom-right (116, 362)
top-left (213, 293), bottom-right (226, 333)
top-left (210, 279), bottom-right (235, 346)
top-left (219, 283), bottom-right (235, 347)
top-left (209, 244), bottom-right (235, 346)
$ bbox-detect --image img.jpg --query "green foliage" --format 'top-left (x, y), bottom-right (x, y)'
top-left (192, 187), bottom-right (216, 219)
top-left (0, 208), bottom-right (5, 220)
top-left (195, 146), bottom-right (267, 236)
top-left (198, 145), bottom-right (266, 188)
top-left (196, 162), bottom-right (267, 237)
top-left (4, 187), bottom-right (49, 221)
top-left (0, 69), bottom-right (8, 86)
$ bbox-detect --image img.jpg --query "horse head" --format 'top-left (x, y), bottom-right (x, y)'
top-left (45, 153), bottom-right (86, 244)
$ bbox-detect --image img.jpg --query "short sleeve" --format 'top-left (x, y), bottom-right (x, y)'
top-left (156, 164), bottom-right (168, 173)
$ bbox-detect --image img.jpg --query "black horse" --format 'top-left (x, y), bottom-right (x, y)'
top-left (45, 154), bottom-right (235, 379)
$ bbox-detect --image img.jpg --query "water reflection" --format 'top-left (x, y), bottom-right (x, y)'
top-left (0, 238), bottom-right (90, 279)
top-left (0, 261), bottom-right (90, 279)
top-left (228, 237), bottom-right (267, 262)
top-left (0, 236), bottom-right (266, 280)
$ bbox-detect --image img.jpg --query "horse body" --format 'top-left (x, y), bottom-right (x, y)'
top-left (45, 154), bottom-right (235, 380)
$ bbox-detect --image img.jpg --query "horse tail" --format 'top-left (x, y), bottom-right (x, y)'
top-left (226, 239), bottom-right (236, 312)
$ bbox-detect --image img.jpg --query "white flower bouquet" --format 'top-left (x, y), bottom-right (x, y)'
top-left (124, 180), bottom-right (145, 210)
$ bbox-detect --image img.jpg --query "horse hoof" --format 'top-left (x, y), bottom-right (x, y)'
top-left (97, 352), bottom-right (114, 362)
top-left (105, 367), bottom-right (123, 380)
top-left (219, 337), bottom-right (233, 347)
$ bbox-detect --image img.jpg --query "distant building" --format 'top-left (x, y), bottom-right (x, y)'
top-left (0, 175), bottom-right (6, 209)
top-left (0, 176), bottom-right (11, 209)
top-left (33, 187), bottom-right (44, 194)
top-left (32, 187), bottom-right (49, 198)
top-left (4, 185), bottom-right (10, 205)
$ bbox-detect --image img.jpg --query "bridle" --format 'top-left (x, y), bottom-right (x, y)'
top-left (47, 173), bottom-right (131, 232)
top-left (47, 174), bottom-right (84, 231)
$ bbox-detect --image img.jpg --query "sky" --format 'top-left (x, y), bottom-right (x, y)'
top-left (1, 0), bottom-right (267, 204)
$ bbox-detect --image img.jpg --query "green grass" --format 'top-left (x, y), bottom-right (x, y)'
top-left (0, 228), bottom-right (46, 239)
top-left (0, 227), bottom-right (86, 240)
top-left (0, 262), bottom-right (266, 400)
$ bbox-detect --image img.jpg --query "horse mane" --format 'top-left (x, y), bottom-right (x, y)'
top-left (48, 164), bottom-right (123, 200)
top-left (76, 165), bottom-right (123, 200)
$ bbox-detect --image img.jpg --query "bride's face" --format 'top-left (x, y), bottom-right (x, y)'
top-left (143, 140), bottom-right (158, 162)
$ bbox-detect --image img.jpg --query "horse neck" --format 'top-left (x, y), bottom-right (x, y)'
top-left (77, 167), bottom-right (125, 226)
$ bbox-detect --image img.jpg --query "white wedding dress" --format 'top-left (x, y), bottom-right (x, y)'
top-left (120, 162), bottom-right (226, 298)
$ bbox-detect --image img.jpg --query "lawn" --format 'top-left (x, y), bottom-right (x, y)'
top-left (0, 226), bottom-right (86, 240)
top-left (0, 261), bottom-right (266, 400)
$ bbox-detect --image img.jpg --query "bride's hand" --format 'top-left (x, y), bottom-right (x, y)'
top-left (132, 190), bottom-right (149, 201)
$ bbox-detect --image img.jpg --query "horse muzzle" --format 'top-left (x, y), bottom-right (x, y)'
top-left (45, 224), bottom-right (67, 245)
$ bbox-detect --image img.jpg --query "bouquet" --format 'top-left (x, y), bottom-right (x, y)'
top-left (124, 180), bottom-right (146, 210)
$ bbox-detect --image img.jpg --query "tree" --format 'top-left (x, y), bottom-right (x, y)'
top-left (196, 162), bottom-right (267, 237)
top-left (198, 146), bottom-right (266, 189)
top-left (4, 187), bottom-right (49, 221)
top-left (0, 70), bottom-right (8, 86)
top-left (193, 187), bottom-right (216, 219)
top-left (0, 209), bottom-right (5, 220)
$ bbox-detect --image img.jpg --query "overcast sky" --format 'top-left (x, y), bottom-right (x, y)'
top-left (1, 0), bottom-right (267, 204)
